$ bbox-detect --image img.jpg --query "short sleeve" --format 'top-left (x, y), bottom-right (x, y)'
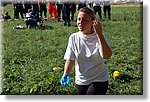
top-left (64, 35), bottom-right (76, 61)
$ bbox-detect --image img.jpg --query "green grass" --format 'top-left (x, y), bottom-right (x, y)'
top-left (1, 4), bottom-right (143, 95)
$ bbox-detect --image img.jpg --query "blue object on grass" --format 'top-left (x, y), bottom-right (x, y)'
top-left (60, 74), bottom-right (71, 87)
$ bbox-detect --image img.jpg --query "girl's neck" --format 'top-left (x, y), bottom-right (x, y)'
top-left (82, 29), bottom-right (94, 35)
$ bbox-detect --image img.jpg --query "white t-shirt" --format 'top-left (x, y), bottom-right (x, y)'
top-left (64, 31), bottom-right (108, 85)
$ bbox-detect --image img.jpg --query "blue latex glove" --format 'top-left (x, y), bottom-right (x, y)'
top-left (60, 74), bottom-right (71, 87)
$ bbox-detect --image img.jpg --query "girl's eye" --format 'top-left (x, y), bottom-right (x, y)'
top-left (78, 18), bottom-right (87, 22)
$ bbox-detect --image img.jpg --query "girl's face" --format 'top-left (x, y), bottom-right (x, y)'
top-left (77, 12), bottom-right (93, 34)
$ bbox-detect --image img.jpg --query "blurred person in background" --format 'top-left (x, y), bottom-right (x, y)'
top-left (39, 0), bottom-right (47, 20)
top-left (56, 0), bottom-right (63, 22)
top-left (13, 0), bottom-right (24, 20)
top-left (31, 0), bottom-right (39, 18)
top-left (78, 0), bottom-right (87, 11)
top-left (23, 0), bottom-right (32, 14)
top-left (92, 0), bottom-right (102, 20)
top-left (47, 2), bottom-right (58, 20)
top-left (69, 2), bottom-right (76, 21)
top-left (62, 3), bottom-right (71, 26)
top-left (103, 0), bottom-right (111, 20)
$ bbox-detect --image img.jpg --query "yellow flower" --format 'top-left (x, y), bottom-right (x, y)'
top-left (53, 67), bottom-right (62, 72)
top-left (113, 71), bottom-right (120, 79)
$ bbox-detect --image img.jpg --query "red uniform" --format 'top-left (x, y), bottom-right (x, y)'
top-left (47, 3), bottom-right (58, 20)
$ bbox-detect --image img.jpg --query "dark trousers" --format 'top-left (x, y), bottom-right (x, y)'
top-left (40, 4), bottom-right (47, 18)
top-left (70, 10), bottom-right (76, 21)
top-left (104, 5), bottom-right (111, 19)
top-left (14, 5), bottom-right (24, 19)
top-left (24, 4), bottom-right (32, 14)
top-left (62, 4), bottom-right (70, 25)
top-left (76, 81), bottom-right (108, 95)
top-left (57, 4), bottom-right (62, 21)
top-left (40, 8), bottom-right (47, 18)
top-left (93, 6), bottom-right (102, 19)
top-left (32, 4), bottom-right (39, 18)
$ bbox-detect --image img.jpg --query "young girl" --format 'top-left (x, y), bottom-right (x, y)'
top-left (60, 7), bottom-right (112, 95)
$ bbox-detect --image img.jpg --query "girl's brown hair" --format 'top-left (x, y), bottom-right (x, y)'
top-left (78, 7), bottom-right (96, 21)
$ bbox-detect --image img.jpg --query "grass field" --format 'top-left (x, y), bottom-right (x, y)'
top-left (1, 4), bottom-right (143, 95)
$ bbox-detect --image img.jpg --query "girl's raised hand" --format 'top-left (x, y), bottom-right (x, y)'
top-left (92, 19), bottom-right (103, 36)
